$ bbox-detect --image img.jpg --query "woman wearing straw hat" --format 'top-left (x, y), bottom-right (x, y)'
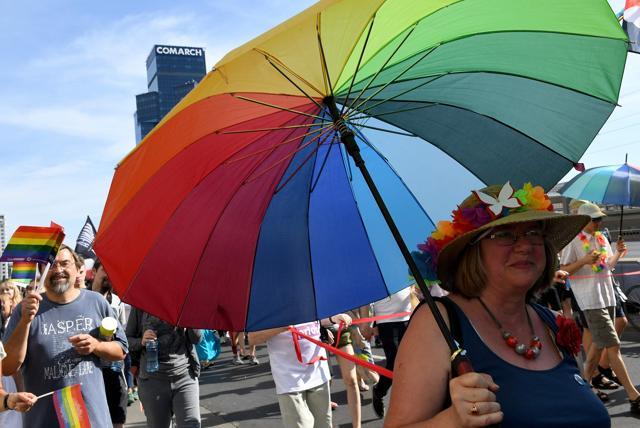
top-left (385, 182), bottom-right (612, 427)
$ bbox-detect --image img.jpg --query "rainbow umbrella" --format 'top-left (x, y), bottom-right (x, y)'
top-left (95, 0), bottom-right (627, 343)
top-left (560, 157), bottom-right (640, 235)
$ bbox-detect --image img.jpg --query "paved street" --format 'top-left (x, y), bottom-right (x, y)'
top-left (126, 328), bottom-right (640, 427)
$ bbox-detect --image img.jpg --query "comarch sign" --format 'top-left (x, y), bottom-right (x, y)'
top-left (155, 46), bottom-right (204, 57)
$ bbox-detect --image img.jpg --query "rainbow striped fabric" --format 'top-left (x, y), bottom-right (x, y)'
top-left (52, 384), bottom-right (90, 428)
top-left (0, 225), bottom-right (64, 264)
top-left (10, 262), bottom-right (37, 286)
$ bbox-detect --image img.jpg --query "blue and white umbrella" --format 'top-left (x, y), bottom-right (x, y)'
top-left (560, 157), bottom-right (640, 234)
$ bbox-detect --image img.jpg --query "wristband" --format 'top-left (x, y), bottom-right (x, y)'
top-left (3, 393), bottom-right (11, 411)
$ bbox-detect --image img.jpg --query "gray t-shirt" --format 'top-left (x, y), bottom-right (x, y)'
top-left (6, 289), bottom-right (128, 428)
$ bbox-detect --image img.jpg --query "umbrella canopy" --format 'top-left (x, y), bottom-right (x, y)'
top-left (559, 162), bottom-right (640, 207)
top-left (95, 0), bottom-right (627, 331)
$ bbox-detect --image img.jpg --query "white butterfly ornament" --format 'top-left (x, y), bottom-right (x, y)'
top-left (473, 182), bottom-right (522, 216)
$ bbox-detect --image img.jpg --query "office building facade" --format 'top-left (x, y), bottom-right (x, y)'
top-left (134, 45), bottom-right (207, 143)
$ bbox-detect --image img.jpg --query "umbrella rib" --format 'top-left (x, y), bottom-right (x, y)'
top-left (219, 121), bottom-right (332, 135)
top-left (254, 48), bottom-right (325, 97)
top-left (243, 124), bottom-right (336, 186)
top-left (316, 13), bottom-right (334, 97)
top-left (344, 74), bottom-right (446, 119)
top-left (343, 23), bottom-right (419, 115)
top-left (275, 129), bottom-right (336, 195)
top-left (347, 103), bottom-right (439, 121)
top-left (304, 136), bottom-right (322, 325)
top-left (349, 45), bottom-right (439, 113)
top-left (309, 132), bottom-right (339, 194)
top-left (339, 14), bottom-right (376, 117)
top-left (224, 122), bottom-right (335, 165)
top-left (347, 68), bottom-right (622, 110)
top-left (366, 99), bottom-right (579, 165)
top-left (261, 53), bottom-right (325, 111)
top-left (346, 121), bottom-right (418, 138)
top-left (233, 94), bottom-right (324, 120)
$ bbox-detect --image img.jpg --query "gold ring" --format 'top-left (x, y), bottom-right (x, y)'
top-left (470, 403), bottom-right (479, 415)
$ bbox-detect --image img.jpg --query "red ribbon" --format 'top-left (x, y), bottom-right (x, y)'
top-left (289, 326), bottom-right (327, 365)
top-left (569, 269), bottom-right (640, 280)
top-left (288, 326), bottom-right (394, 379)
top-left (332, 311), bottom-right (413, 346)
top-left (350, 311), bottom-right (412, 325)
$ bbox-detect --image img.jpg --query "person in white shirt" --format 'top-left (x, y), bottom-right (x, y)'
top-left (560, 202), bottom-right (639, 406)
top-left (249, 313), bottom-right (351, 428)
top-left (360, 288), bottom-right (412, 419)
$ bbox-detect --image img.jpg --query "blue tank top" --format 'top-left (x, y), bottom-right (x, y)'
top-left (449, 300), bottom-right (610, 428)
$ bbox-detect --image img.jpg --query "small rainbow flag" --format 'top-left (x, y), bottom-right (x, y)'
top-left (0, 225), bottom-right (65, 264)
top-left (10, 262), bottom-right (37, 286)
top-left (52, 384), bottom-right (90, 428)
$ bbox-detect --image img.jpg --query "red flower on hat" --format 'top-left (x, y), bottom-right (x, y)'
top-left (555, 315), bottom-right (582, 357)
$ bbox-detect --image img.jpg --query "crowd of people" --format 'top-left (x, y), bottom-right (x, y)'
top-left (0, 182), bottom-right (638, 428)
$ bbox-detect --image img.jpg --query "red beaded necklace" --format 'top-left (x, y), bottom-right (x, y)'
top-left (477, 298), bottom-right (542, 360)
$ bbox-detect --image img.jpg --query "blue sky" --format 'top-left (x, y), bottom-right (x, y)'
top-left (0, 0), bottom-right (638, 245)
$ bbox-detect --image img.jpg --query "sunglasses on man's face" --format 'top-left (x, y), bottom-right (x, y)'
top-left (591, 217), bottom-right (603, 223)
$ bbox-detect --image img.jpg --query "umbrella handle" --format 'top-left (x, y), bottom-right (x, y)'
top-left (451, 348), bottom-right (501, 427)
top-left (451, 349), bottom-right (474, 376)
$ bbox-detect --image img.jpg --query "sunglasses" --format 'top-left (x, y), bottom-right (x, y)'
top-left (591, 217), bottom-right (603, 223)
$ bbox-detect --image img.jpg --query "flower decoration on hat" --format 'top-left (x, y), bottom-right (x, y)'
top-left (473, 181), bottom-right (521, 216)
top-left (413, 182), bottom-right (553, 283)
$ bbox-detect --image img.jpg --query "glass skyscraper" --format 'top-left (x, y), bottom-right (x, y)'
top-left (134, 45), bottom-right (207, 143)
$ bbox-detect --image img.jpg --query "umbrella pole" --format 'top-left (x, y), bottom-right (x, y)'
top-left (324, 97), bottom-right (472, 375)
top-left (619, 205), bottom-right (624, 240)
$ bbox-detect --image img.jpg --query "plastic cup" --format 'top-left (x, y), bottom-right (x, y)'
top-left (99, 317), bottom-right (118, 340)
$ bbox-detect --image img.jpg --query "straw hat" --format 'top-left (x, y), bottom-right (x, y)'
top-left (414, 182), bottom-right (590, 287)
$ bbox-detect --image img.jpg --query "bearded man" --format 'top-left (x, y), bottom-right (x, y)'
top-left (3, 244), bottom-right (128, 428)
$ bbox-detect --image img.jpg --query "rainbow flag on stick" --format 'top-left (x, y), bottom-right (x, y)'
top-left (0, 225), bottom-right (64, 264)
top-left (51, 384), bottom-right (91, 428)
top-left (10, 262), bottom-right (37, 287)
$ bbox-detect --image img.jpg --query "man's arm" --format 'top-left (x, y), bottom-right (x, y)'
top-left (3, 292), bottom-right (42, 375)
top-left (607, 238), bottom-right (627, 270)
top-left (69, 298), bottom-right (128, 361)
top-left (4, 321), bottom-right (30, 375)
top-left (248, 326), bottom-right (289, 346)
top-left (68, 334), bottom-right (126, 361)
top-left (561, 252), bottom-right (599, 275)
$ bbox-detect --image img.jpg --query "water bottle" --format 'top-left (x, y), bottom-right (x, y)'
top-left (110, 359), bottom-right (124, 372)
top-left (146, 339), bottom-right (159, 373)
